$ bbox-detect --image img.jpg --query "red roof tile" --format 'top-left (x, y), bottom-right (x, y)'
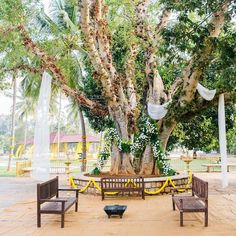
top-left (22, 132), bottom-right (100, 145)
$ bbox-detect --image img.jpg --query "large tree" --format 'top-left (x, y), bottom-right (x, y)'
top-left (0, 0), bottom-right (235, 175)
top-left (168, 105), bottom-right (236, 153)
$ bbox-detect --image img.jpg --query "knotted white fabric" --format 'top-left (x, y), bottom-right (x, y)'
top-left (32, 71), bottom-right (52, 181)
top-left (147, 102), bottom-right (169, 120)
top-left (197, 83), bottom-right (216, 101)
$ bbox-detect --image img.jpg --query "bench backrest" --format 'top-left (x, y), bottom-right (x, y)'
top-left (192, 175), bottom-right (208, 199)
top-left (37, 176), bottom-right (58, 203)
top-left (101, 177), bottom-right (144, 190)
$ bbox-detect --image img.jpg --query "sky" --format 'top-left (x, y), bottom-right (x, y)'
top-left (0, 92), bottom-right (12, 115)
top-left (0, 78), bottom-right (23, 116)
top-left (42, 0), bottom-right (50, 14)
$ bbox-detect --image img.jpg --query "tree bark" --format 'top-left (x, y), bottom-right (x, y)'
top-left (23, 114), bottom-right (28, 155)
top-left (110, 145), bottom-right (121, 175)
top-left (79, 108), bottom-right (87, 172)
top-left (139, 145), bottom-right (154, 175)
top-left (133, 156), bottom-right (141, 173)
top-left (120, 153), bottom-right (135, 175)
top-left (159, 121), bottom-right (177, 151)
top-left (111, 107), bottom-right (136, 175)
top-left (7, 74), bottom-right (16, 171)
top-left (57, 90), bottom-right (62, 159)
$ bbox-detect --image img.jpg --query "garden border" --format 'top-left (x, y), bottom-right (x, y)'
top-left (70, 173), bottom-right (190, 195)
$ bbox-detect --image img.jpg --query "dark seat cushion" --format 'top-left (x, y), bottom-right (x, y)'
top-left (173, 196), bottom-right (206, 212)
top-left (40, 197), bottom-right (76, 213)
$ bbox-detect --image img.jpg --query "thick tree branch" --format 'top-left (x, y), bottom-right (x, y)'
top-left (93, 0), bottom-right (117, 79)
top-left (156, 9), bottom-right (172, 43)
top-left (180, 92), bottom-right (236, 121)
top-left (125, 44), bottom-right (139, 109)
top-left (2, 64), bottom-right (44, 75)
top-left (16, 25), bottom-right (108, 116)
top-left (80, 0), bottom-right (116, 100)
top-left (80, 0), bottom-right (107, 75)
top-left (179, 1), bottom-right (230, 103)
top-left (135, 1), bottom-right (170, 104)
top-left (168, 77), bottom-right (183, 100)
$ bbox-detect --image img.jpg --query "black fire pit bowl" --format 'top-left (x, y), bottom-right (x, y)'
top-left (104, 205), bottom-right (127, 218)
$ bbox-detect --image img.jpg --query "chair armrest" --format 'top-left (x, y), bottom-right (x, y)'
top-left (40, 198), bottom-right (67, 203)
top-left (58, 188), bottom-right (80, 198)
top-left (58, 188), bottom-right (80, 192)
top-left (195, 197), bottom-right (208, 203)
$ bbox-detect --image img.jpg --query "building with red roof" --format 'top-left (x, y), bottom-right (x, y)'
top-left (19, 132), bottom-right (101, 159)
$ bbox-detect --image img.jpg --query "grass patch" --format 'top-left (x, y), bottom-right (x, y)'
top-left (169, 158), bottom-right (236, 172)
top-left (0, 166), bottom-right (16, 177)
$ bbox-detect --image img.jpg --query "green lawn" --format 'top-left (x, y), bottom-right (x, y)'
top-left (1, 158), bottom-right (235, 177)
top-left (0, 166), bottom-right (16, 177)
top-left (169, 158), bottom-right (236, 172)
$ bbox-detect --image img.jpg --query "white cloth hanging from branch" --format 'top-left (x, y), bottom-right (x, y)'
top-left (147, 102), bottom-right (169, 120)
top-left (197, 83), bottom-right (216, 101)
top-left (32, 71), bottom-right (52, 181)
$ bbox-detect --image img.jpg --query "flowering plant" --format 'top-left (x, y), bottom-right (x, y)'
top-left (102, 114), bottom-right (175, 175)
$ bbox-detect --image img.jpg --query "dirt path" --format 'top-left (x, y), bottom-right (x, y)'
top-left (0, 172), bottom-right (236, 236)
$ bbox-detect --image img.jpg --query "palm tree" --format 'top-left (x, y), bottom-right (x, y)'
top-left (66, 99), bottom-right (87, 172)
top-left (5, 0), bottom-right (88, 170)
top-left (7, 73), bottom-right (16, 171)
top-left (42, 0), bottom-right (88, 170)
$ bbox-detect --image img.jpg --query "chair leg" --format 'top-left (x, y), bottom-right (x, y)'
top-left (172, 199), bottom-right (175, 211)
top-left (102, 191), bottom-right (104, 201)
top-left (61, 214), bottom-right (65, 228)
top-left (180, 211), bottom-right (183, 227)
top-left (75, 201), bottom-right (78, 212)
top-left (37, 213), bottom-right (41, 228)
top-left (205, 210), bottom-right (208, 227)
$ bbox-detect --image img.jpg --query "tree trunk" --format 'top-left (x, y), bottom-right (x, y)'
top-left (133, 156), bottom-right (141, 173)
top-left (79, 108), bottom-right (87, 172)
top-left (109, 108), bottom-right (136, 175)
top-left (139, 144), bottom-right (154, 175)
top-left (23, 115), bottom-right (28, 157)
top-left (57, 90), bottom-right (62, 159)
top-left (153, 161), bottom-right (161, 176)
top-left (110, 145), bottom-right (121, 175)
top-left (120, 153), bottom-right (135, 175)
top-left (7, 74), bottom-right (16, 171)
top-left (159, 121), bottom-right (177, 151)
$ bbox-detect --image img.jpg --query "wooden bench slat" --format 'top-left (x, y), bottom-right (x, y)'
top-left (41, 197), bottom-right (76, 213)
top-left (103, 187), bottom-right (143, 191)
top-left (101, 177), bottom-right (145, 200)
top-left (173, 196), bottom-right (206, 212)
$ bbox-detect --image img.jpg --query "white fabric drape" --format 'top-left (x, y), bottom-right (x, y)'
top-left (218, 94), bottom-right (228, 188)
top-left (32, 72), bottom-right (52, 181)
top-left (147, 102), bottom-right (169, 120)
top-left (197, 83), bottom-right (216, 101)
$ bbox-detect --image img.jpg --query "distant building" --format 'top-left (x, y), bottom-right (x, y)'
top-left (16, 132), bottom-right (101, 159)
